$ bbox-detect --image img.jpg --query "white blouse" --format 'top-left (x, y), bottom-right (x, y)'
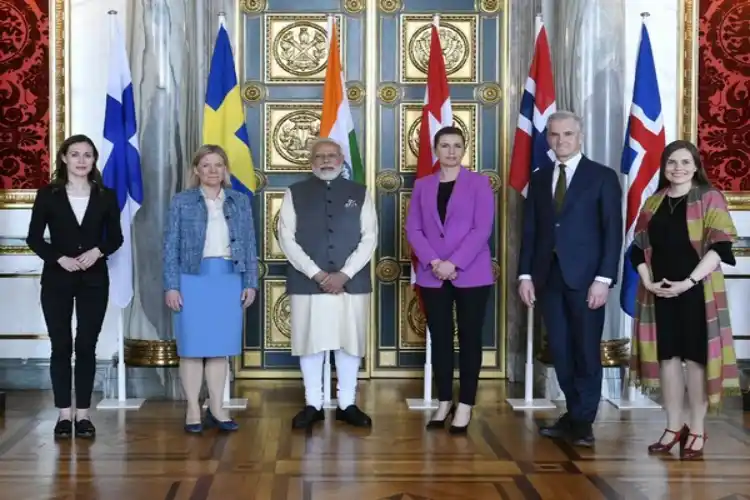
top-left (202, 190), bottom-right (231, 258)
top-left (69, 195), bottom-right (90, 225)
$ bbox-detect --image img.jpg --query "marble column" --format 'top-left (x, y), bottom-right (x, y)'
top-left (506, 0), bottom-right (544, 383)
top-left (103, 0), bottom-right (238, 399)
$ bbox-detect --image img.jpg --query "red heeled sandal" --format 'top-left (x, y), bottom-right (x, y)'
top-left (647, 424), bottom-right (689, 454)
top-left (680, 432), bottom-right (706, 460)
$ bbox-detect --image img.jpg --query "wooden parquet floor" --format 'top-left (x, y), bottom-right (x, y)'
top-left (1, 380), bottom-right (750, 500)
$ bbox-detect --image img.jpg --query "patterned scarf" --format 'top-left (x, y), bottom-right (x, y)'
top-left (629, 185), bottom-right (740, 409)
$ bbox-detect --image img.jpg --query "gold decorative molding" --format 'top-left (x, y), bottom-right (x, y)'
top-left (254, 170), bottom-right (268, 191)
top-left (0, 0), bottom-right (67, 209)
top-left (734, 247), bottom-right (750, 258)
top-left (264, 279), bottom-right (291, 349)
top-left (241, 82), bottom-right (265, 103)
top-left (379, 0), bottom-right (401, 14)
top-left (400, 103), bottom-right (478, 172)
top-left (398, 191), bottom-right (411, 261)
top-left (725, 193), bottom-right (750, 211)
top-left (492, 259), bottom-right (501, 281)
top-left (265, 15), bottom-right (343, 83)
top-left (265, 102), bottom-right (321, 172)
top-left (241, 0), bottom-right (267, 13)
top-left (375, 170), bottom-right (402, 193)
top-left (479, 0), bottom-right (501, 13)
top-left (124, 339), bottom-right (179, 367)
top-left (375, 257), bottom-right (401, 282)
top-left (343, 0), bottom-right (365, 14)
top-left (257, 260), bottom-right (268, 280)
top-left (262, 190), bottom-right (286, 261)
top-left (481, 170), bottom-right (502, 193)
top-left (398, 279), bottom-right (458, 349)
top-left (0, 245), bottom-right (34, 256)
top-left (476, 82), bottom-right (502, 105)
top-left (401, 15), bottom-right (478, 83)
top-left (346, 81), bottom-right (365, 104)
top-left (377, 83), bottom-right (400, 104)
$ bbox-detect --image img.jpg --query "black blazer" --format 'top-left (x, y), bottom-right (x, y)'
top-left (26, 183), bottom-right (124, 285)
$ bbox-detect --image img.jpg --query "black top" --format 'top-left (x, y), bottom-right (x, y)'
top-left (26, 183), bottom-right (124, 285)
top-left (437, 180), bottom-right (455, 223)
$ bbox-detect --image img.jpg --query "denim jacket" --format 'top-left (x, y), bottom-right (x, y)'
top-left (163, 187), bottom-right (259, 291)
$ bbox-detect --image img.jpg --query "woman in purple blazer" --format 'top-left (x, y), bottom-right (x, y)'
top-left (405, 126), bottom-right (495, 433)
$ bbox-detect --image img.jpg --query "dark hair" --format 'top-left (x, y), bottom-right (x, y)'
top-left (656, 140), bottom-right (711, 191)
top-left (433, 126), bottom-right (465, 149)
top-left (51, 134), bottom-right (103, 187)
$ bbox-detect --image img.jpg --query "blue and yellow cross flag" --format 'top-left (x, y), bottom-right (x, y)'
top-left (202, 22), bottom-right (256, 199)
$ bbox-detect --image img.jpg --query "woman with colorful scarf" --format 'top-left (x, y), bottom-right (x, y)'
top-left (629, 140), bottom-right (739, 460)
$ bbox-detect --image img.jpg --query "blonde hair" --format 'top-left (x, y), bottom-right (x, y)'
top-left (184, 144), bottom-right (233, 189)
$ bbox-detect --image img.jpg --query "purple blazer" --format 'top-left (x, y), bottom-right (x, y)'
top-left (405, 167), bottom-right (495, 288)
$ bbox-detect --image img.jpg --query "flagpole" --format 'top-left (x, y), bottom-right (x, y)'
top-left (405, 12), bottom-right (441, 411)
top-left (95, 9), bottom-right (145, 411)
top-left (505, 13), bottom-right (556, 412)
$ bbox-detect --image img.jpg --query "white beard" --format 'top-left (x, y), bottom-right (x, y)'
top-left (313, 166), bottom-right (343, 181)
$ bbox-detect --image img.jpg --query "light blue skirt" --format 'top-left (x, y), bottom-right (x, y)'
top-left (173, 258), bottom-right (243, 358)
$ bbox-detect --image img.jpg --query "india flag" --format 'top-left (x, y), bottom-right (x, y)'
top-left (320, 16), bottom-right (364, 183)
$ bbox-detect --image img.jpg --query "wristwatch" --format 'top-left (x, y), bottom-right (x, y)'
top-left (688, 276), bottom-right (698, 285)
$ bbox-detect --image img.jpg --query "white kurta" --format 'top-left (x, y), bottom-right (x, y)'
top-left (277, 186), bottom-right (378, 357)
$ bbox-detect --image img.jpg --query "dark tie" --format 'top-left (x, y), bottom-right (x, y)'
top-left (554, 163), bottom-right (567, 211)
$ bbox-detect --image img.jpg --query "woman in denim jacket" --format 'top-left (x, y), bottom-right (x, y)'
top-left (163, 144), bottom-right (259, 433)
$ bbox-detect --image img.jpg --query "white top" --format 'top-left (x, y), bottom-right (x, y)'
top-left (202, 189), bottom-right (231, 258)
top-left (69, 195), bottom-right (90, 225)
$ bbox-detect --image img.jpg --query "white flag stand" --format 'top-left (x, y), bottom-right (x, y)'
top-left (97, 311), bottom-right (145, 410)
top-left (506, 306), bottom-right (557, 410)
top-left (204, 357), bottom-right (248, 409)
top-left (406, 327), bottom-right (439, 410)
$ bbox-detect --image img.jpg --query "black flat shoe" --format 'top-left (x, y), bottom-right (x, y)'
top-left (54, 419), bottom-right (73, 439)
top-left (335, 405), bottom-right (372, 428)
top-left (426, 404), bottom-right (456, 430)
top-left (292, 405), bottom-right (324, 430)
top-left (74, 418), bottom-right (96, 439)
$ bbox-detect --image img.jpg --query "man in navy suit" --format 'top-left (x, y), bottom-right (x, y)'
top-left (518, 110), bottom-right (623, 447)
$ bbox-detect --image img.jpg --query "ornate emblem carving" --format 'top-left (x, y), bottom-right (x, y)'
top-left (379, 0), bottom-right (401, 14)
top-left (346, 81), bottom-right (365, 104)
top-left (273, 21), bottom-right (329, 77)
top-left (492, 259), bottom-right (501, 281)
top-left (272, 293), bottom-right (292, 339)
top-left (481, 171), bottom-right (501, 193)
top-left (242, 0), bottom-right (267, 13)
top-left (343, 0), bottom-right (365, 14)
top-left (254, 171), bottom-right (268, 191)
top-left (407, 296), bottom-right (428, 338)
top-left (242, 82), bottom-right (265, 103)
top-left (272, 210), bottom-right (281, 244)
top-left (378, 84), bottom-right (399, 104)
top-left (272, 110), bottom-right (321, 165)
top-left (375, 258), bottom-right (401, 282)
top-left (408, 23), bottom-right (469, 77)
top-left (479, 0), bottom-right (500, 13)
top-left (376, 170), bottom-right (402, 193)
top-left (477, 83), bottom-right (502, 105)
top-left (407, 115), bottom-right (470, 161)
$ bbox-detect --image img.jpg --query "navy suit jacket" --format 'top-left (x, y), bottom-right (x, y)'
top-left (518, 155), bottom-right (623, 291)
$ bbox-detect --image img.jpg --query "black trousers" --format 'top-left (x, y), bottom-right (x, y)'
top-left (41, 275), bottom-right (109, 409)
top-left (420, 282), bottom-right (491, 405)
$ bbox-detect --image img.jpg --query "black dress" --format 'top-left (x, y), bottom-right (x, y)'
top-left (630, 194), bottom-right (734, 365)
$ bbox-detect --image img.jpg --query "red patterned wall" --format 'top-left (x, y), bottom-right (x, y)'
top-left (0, 0), bottom-right (51, 190)
top-left (698, 0), bottom-right (750, 191)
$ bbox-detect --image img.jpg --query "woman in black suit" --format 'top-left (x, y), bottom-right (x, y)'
top-left (26, 134), bottom-right (123, 439)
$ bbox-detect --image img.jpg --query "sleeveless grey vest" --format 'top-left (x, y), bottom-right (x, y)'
top-left (285, 175), bottom-right (372, 295)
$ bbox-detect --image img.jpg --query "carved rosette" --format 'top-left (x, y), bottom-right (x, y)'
top-left (242, 0), bottom-right (267, 13)
top-left (378, 83), bottom-right (400, 104)
top-left (479, 0), bottom-right (501, 14)
top-left (476, 83), bottom-right (502, 105)
top-left (481, 171), bottom-right (502, 193)
top-left (257, 261), bottom-right (268, 280)
top-left (346, 81), bottom-right (365, 104)
top-left (375, 258), bottom-right (401, 282)
top-left (343, 0), bottom-right (365, 14)
top-left (376, 170), bottom-right (402, 193)
top-left (242, 82), bottom-right (265, 103)
top-left (379, 0), bottom-right (401, 14)
top-left (254, 171), bottom-right (268, 191)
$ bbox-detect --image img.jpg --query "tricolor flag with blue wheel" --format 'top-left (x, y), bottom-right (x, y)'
top-left (320, 16), bottom-right (364, 184)
top-left (101, 15), bottom-right (143, 309)
top-left (620, 21), bottom-right (665, 317)
top-left (203, 21), bottom-right (256, 199)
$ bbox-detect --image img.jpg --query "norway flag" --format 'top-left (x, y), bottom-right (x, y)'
top-left (508, 19), bottom-right (556, 197)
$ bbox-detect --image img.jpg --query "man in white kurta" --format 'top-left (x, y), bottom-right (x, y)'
top-left (277, 138), bottom-right (378, 429)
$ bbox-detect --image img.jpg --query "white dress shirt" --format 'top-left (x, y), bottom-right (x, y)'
top-left (202, 189), bottom-right (231, 258)
top-left (519, 151), bottom-right (612, 286)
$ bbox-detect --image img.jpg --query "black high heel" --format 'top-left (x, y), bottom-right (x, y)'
top-left (449, 407), bottom-right (472, 435)
top-left (426, 404), bottom-right (456, 429)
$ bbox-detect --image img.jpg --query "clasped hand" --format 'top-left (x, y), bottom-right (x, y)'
top-left (314, 271), bottom-right (350, 294)
top-left (57, 248), bottom-right (102, 272)
top-left (430, 260), bottom-right (456, 281)
top-left (645, 278), bottom-right (693, 298)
